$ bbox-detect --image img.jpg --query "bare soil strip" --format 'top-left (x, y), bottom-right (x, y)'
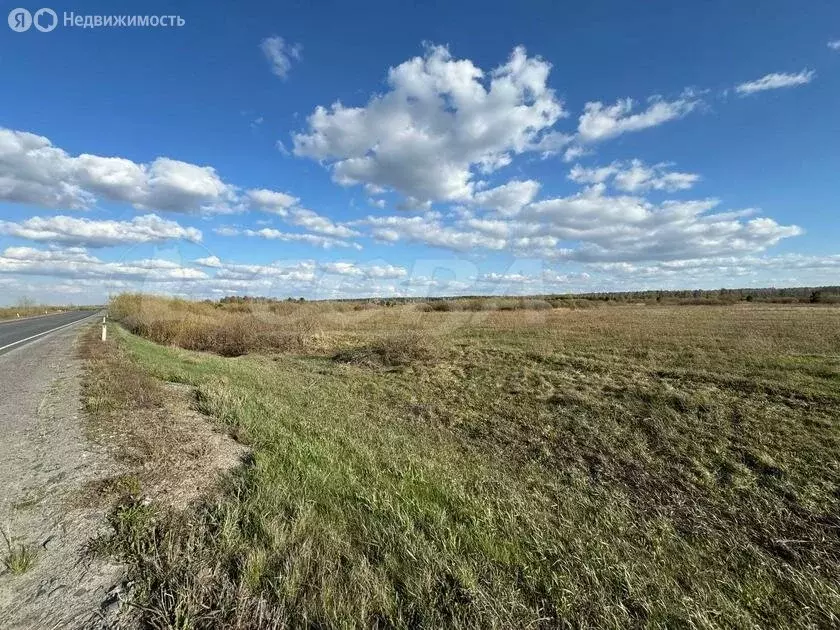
top-left (0, 325), bottom-right (122, 629)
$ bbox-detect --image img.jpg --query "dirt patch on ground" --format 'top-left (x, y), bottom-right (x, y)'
top-left (80, 325), bottom-right (248, 510)
top-left (84, 382), bottom-right (247, 511)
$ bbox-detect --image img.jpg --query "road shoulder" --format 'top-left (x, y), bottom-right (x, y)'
top-left (0, 324), bottom-right (123, 629)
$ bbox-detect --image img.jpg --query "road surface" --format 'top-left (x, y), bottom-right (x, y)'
top-left (0, 311), bottom-right (122, 628)
top-left (0, 310), bottom-right (100, 355)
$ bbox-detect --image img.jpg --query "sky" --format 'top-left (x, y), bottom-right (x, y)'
top-left (0, 0), bottom-right (838, 304)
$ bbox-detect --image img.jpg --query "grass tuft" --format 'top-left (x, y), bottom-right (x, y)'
top-left (3, 543), bottom-right (37, 575)
top-left (334, 330), bottom-right (439, 368)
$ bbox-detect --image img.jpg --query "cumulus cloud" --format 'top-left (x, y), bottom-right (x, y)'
top-left (0, 246), bottom-right (208, 283)
top-left (186, 257), bottom-right (408, 299)
top-left (246, 188), bottom-right (299, 215)
top-left (561, 145), bottom-right (590, 163)
top-left (320, 261), bottom-right (407, 279)
top-left (7, 247), bottom-right (840, 305)
top-left (588, 254), bottom-right (840, 286)
top-left (194, 255), bottom-right (223, 268)
top-left (569, 160), bottom-right (700, 193)
top-left (362, 213), bottom-right (507, 251)
top-left (358, 181), bottom-right (801, 263)
top-left (0, 214), bottom-right (201, 247)
top-left (0, 128), bottom-right (352, 240)
top-left (0, 245), bottom-right (418, 303)
top-left (0, 128), bottom-right (237, 213)
top-left (293, 45), bottom-right (566, 204)
top-left (531, 131), bottom-right (575, 157)
top-left (287, 208), bottom-right (360, 238)
top-left (829, 40), bottom-right (840, 51)
top-left (260, 35), bottom-right (302, 79)
top-left (576, 95), bottom-right (699, 143)
top-left (472, 180), bottom-right (541, 216)
top-left (242, 191), bottom-right (360, 241)
top-left (735, 70), bottom-right (815, 95)
top-left (218, 226), bottom-right (361, 250)
top-left (514, 187), bottom-right (801, 262)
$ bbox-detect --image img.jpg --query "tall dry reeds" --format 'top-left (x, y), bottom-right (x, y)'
top-left (110, 294), bottom-right (323, 357)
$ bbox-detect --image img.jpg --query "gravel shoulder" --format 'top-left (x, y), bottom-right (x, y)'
top-left (0, 323), bottom-right (123, 629)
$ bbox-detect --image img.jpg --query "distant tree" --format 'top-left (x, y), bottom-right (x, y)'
top-left (810, 290), bottom-right (823, 304)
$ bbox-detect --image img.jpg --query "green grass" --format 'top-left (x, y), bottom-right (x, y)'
top-left (93, 303), bottom-right (840, 628)
top-left (2, 543), bottom-right (37, 575)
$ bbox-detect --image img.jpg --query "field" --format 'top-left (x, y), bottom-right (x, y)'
top-left (88, 295), bottom-right (840, 628)
top-left (0, 304), bottom-right (91, 321)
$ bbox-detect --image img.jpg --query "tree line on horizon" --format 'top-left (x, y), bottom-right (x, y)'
top-left (210, 286), bottom-right (840, 307)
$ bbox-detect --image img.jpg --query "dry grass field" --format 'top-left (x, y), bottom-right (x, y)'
top-left (89, 294), bottom-right (840, 628)
top-left (0, 304), bottom-right (86, 321)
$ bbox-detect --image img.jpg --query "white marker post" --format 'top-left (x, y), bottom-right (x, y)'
top-left (101, 316), bottom-right (107, 342)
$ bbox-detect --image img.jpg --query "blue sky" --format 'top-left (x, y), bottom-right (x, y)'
top-left (1, 0), bottom-right (838, 303)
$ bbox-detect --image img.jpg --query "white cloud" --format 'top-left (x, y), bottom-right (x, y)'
top-left (0, 128), bottom-right (352, 230)
top-left (219, 226), bottom-right (362, 250)
top-left (260, 35), bottom-right (302, 79)
top-left (531, 131), bottom-right (574, 157)
top-left (357, 181), bottom-right (801, 263)
top-left (0, 246), bottom-right (208, 283)
top-left (194, 255), bottom-right (223, 268)
top-left (0, 130), bottom-right (94, 209)
top-left (5, 242), bottom-right (839, 305)
top-left (735, 70), bottom-right (815, 95)
top-left (518, 189), bottom-right (801, 262)
top-left (829, 40), bottom-right (840, 51)
top-left (211, 260), bottom-right (317, 283)
top-left (472, 180), bottom-right (541, 216)
top-left (293, 45), bottom-right (566, 205)
top-left (588, 254), bottom-right (840, 286)
top-left (320, 261), bottom-right (406, 279)
top-left (569, 160), bottom-right (700, 193)
top-left (190, 257), bottom-right (408, 292)
top-left (562, 144), bottom-right (590, 163)
top-left (0, 128), bottom-right (237, 214)
top-left (362, 213), bottom-right (507, 251)
top-left (0, 214), bottom-right (201, 247)
top-left (138, 158), bottom-right (237, 213)
top-left (477, 272), bottom-right (538, 285)
top-left (246, 188), bottom-right (299, 216)
top-left (0, 246), bottom-right (411, 303)
top-left (567, 164), bottom-right (618, 186)
top-left (576, 95), bottom-right (699, 142)
top-left (243, 191), bottom-right (359, 239)
top-left (287, 208), bottom-right (360, 238)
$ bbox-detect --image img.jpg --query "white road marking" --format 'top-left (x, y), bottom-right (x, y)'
top-left (0, 314), bottom-right (99, 354)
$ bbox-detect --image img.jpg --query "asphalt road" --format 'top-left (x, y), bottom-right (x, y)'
top-left (0, 310), bottom-right (100, 355)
